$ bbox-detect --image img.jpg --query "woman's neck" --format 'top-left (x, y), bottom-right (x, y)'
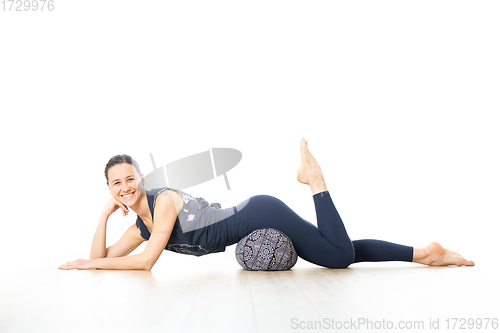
top-left (130, 190), bottom-right (152, 223)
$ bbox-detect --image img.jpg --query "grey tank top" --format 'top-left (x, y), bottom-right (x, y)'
top-left (135, 187), bottom-right (237, 256)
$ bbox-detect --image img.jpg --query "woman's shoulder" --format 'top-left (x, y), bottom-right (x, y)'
top-left (153, 188), bottom-right (184, 215)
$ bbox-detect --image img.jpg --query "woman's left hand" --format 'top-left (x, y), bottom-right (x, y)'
top-left (58, 259), bottom-right (95, 270)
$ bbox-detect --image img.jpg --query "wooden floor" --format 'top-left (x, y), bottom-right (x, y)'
top-left (1, 247), bottom-right (497, 333)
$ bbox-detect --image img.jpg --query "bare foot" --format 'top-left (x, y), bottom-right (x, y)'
top-left (297, 138), bottom-right (327, 195)
top-left (417, 242), bottom-right (475, 266)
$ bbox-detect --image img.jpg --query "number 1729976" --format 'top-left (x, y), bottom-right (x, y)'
top-left (1, 0), bottom-right (55, 11)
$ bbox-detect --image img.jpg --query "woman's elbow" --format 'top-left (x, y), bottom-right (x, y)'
top-left (142, 256), bottom-right (157, 271)
top-left (90, 249), bottom-right (108, 260)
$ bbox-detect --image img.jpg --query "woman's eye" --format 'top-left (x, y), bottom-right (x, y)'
top-left (127, 178), bottom-right (134, 182)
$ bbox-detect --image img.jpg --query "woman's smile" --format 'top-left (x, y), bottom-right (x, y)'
top-left (121, 191), bottom-right (136, 200)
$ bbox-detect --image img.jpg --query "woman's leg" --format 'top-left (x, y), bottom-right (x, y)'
top-left (312, 192), bottom-right (415, 264)
top-left (296, 138), bottom-right (474, 267)
top-left (227, 138), bottom-right (356, 268)
top-left (293, 138), bottom-right (353, 267)
top-left (240, 194), bottom-right (355, 269)
top-left (234, 193), bottom-right (418, 268)
top-left (227, 138), bottom-right (474, 268)
top-left (231, 191), bottom-right (473, 268)
top-left (352, 239), bottom-right (413, 263)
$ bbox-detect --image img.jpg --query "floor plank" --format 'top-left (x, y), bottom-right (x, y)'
top-left (1, 250), bottom-right (497, 333)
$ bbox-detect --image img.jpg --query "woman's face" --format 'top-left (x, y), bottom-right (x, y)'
top-left (107, 163), bottom-right (143, 206)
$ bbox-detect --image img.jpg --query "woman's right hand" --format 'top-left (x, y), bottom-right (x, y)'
top-left (102, 197), bottom-right (129, 217)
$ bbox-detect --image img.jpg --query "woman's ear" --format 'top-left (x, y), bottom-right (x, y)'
top-left (140, 174), bottom-right (145, 190)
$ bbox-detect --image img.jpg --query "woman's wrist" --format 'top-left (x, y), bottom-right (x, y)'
top-left (99, 212), bottom-right (111, 222)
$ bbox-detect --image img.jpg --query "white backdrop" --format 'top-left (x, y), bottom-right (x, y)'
top-left (0, 1), bottom-right (498, 267)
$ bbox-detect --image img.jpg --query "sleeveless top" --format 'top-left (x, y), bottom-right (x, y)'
top-left (135, 187), bottom-right (237, 256)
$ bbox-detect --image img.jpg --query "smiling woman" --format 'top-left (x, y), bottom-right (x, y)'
top-left (58, 155), bottom-right (184, 271)
top-left (58, 139), bottom-right (475, 271)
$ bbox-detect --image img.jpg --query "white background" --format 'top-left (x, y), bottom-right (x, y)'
top-left (0, 1), bottom-right (498, 267)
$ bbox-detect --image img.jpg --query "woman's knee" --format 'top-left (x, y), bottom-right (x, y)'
top-left (327, 244), bottom-right (355, 269)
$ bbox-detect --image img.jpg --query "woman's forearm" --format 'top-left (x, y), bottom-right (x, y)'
top-left (89, 213), bottom-right (109, 259)
top-left (90, 254), bottom-right (150, 270)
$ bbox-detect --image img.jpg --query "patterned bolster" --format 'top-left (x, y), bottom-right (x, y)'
top-left (235, 228), bottom-right (298, 271)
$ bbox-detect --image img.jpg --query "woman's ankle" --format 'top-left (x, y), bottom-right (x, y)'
top-left (412, 248), bottom-right (428, 264)
top-left (311, 182), bottom-right (328, 196)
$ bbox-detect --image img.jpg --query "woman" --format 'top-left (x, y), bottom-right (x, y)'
top-left (58, 139), bottom-right (475, 270)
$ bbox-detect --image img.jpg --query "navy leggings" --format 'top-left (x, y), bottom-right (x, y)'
top-left (224, 191), bottom-right (413, 269)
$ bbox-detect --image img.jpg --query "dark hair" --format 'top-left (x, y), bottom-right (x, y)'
top-left (104, 154), bottom-right (142, 185)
